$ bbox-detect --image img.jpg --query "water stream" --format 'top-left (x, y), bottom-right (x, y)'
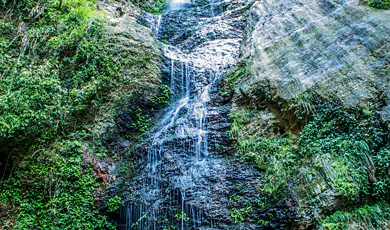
top-left (123, 0), bottom-right (250, 229)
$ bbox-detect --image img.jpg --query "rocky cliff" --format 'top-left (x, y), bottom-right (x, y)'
top-left (0, 0), bottom-right (166, 228)
top-left (0, 0), bottom-right (389, 229)
top-left (226, 0), bottom-right (390, 228)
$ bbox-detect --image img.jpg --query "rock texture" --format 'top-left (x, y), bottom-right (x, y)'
top-left (226, 0), bottom-right (390, 228)
top-left (116, 0), bottom-right (390, 229)
top-left (120, 1), bottom-right (267, 229)
top-left (240, 0), bottom-right (390, 110)
top-left (96, 0), bottom-right (164, 154)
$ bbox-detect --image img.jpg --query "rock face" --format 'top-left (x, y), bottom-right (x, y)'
top-left (117, 0), bottom-right (390, 229)
top-left (97, 0), bottom-right (164, 154)
top-left (241, 0), bottom-right (390, 110)
top-left (225, 0), bottom-right (390, 228)
top-left (120, 0), bottom-right (264, 229)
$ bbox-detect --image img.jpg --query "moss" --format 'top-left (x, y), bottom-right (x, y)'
top-left (320, 202), bottom-right (390, 229)
top-left (0, 1), bottom-right (113, 145)
top-left (225, 66), bottom-right (247, 90)
top-left (0, 0), bottom-right (164, 228)
top-left (228, 95), bottom-right (390, 226)
top-left (107, 195), bottom-right (121, 213)
top-left (368, 0), bottom-right (390, 9)
top-left (131, 0), bottom-right (169, 14)
top-left (0, 139), bottom-right (115, 229)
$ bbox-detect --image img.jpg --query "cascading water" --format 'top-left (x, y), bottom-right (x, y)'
top-left (123, 0), bottom-right (254, 229)
top-left (167, 0), bottom-right (192, 11)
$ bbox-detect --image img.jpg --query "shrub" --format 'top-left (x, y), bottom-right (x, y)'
top-left (320, 203), bottom-right (390, 229)
top-left (368, 0), bottom-right (390, 9)
top-left (107, 195), bottom-right (121, 213)
top-left (0, 0), bottom-right (164, 228)
top-left (228, 98), bottom-right (389, 226)
top-left (0, 139), bottom-right (115, 229)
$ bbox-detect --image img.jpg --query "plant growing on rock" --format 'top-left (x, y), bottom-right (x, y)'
top-left (368, 0), bottom-right (390, 9)
top-left (228, 94), bottom-right (390, 227)
top-left (0, 0), bottom-right (165, 227)
top-left (175, 211), bottom-right (190, 221)
top-left (107, 195), bottom-right (121, 212)
top-left (0, 139), bottom-right (115, 229)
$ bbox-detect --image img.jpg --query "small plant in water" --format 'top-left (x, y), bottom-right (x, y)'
top-left (132, 212), bottom-right (148, 228)
top-left (175, 211), bottom-right (190, 221)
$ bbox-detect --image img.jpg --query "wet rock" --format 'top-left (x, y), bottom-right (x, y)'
top-left (241, 0), bottom-right (390, 109)
top-left (121, 0), bottom-right (262, 229)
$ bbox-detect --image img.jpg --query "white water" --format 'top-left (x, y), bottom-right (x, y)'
top-left (167, 0), bottom-right (192, 11)
top-left (125, 0), bottom-right (244, 229)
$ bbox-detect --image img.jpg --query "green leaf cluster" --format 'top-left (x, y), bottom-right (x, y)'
top-left (131, 0), bottom-right (169, 14)
top-left (320, 202), bottom-right (390, 229)
top-left (107, 195), bottom-right (121, 213)
top-left (0, 0), bottom-right (114, 145)
top-left (368, 0), bottom-right (390, 9)
top-left (229, 99), bottom-right (390, 226)
top-left (0, 139), bottom-right (115, 229)
top-left (0, 0), bottom-right (165, 228)
top-left (230, 206), bottom-right (253, 224)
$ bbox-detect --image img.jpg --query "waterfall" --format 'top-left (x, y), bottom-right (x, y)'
top-left (170, 59), bottom-right (175, 95)
top-left (153, 15), bottom-right (162, 37)
top-left (124, 0), bottom-right (246, 229)
top-left (167, 0), bottom-right (192, 11)
top-left (185, 63), bottom-right (190, 98)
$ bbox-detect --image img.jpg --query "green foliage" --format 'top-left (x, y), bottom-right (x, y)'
top-left (0, 0), bottom-right (115, 145)
top-left (0, 139), bottom-right (115, 229)
top-left (228, 192), bottom-right (267, 225)
top-left (131, 212), bottom-right (148, 228)
top-left (229, 110), bottom-right (297, 197)
top-left (221, 65), bottom-right (248, 98)
top-left (237, 102), bottom-right (387, 200)
top-left (0, 0), bottom-right (162, 147)
top-left (320, 202), bottom-right (390, 229)
top-left (229, 96), bottom-right (390, 226)
top-left (131, 0), bottom-right (168, 14)
top-left (0, 0), bottom-right (164, 228)
top-left (227, 111), bottom-right (251, 138)
top-left (257, 219), bottom-right (270, 226)
top-left (368, 0), bottom-right (390, 9)
top-left (107, 195), bottom-right (121, 212)
top-left (225, 66), bottom-right (246, 89)
top-left (148, 85), bottom-right (171, 107)
top-left (123, 85), bottom-right (171, 137)
top-left (298, 104), bottom-right (387, 200)
top-left (126, 107), bottom-right (153, 135)
top-left (174, 211), bottom-right (190, 221)
top-left (240, 136), bottom-right (296, 196)
top-left (230, 206), bottom-right (253, 224)
top-left (230, 208), bottom-right (244, 224)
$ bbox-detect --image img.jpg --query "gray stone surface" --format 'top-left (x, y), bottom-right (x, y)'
top-left (242, 0), bottom-right (389, 110)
